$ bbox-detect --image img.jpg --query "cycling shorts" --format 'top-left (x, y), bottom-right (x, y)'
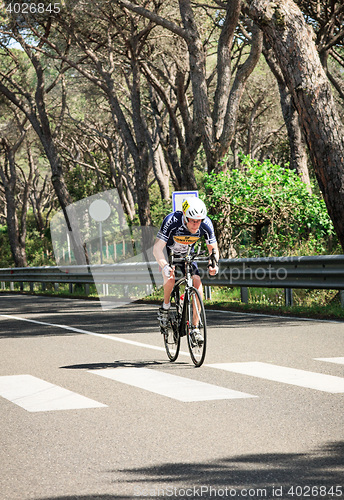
top-left (167, 250), bottom-right (200, 277)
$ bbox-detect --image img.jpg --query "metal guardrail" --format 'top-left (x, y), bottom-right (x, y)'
top-left (204, 255), bottom-right (344, 289)
top-left (0, 255), bottom-right (343, 307)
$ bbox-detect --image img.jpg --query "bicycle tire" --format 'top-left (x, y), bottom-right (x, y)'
top-left (185, 286), bottom-right (207, 367)
top-left (163, 296), bottom-right (181, 362)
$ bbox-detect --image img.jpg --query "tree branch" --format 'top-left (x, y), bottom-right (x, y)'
top-left (115, 0), bottom-right (188, 40)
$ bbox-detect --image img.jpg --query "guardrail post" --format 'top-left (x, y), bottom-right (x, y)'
top-left (340, 290), bottom-right (344, 309)
top-left (20, 282), bottom-right (24, 292)
top-left (10, 282), bottom-right (14, 291)
top-left (85, 284), bottom-right (90, 295)
top-left (41, 282), bottom-right (46, 292)
top-left (285, 288), bottom-right (293, 307)
top-left (204, 286), bottom-right (212, 300)
top-left (240, 287), bottom-right (248, 303)
top-left (69, 283), bottom-right (73, 293)
top-left (29, 282), bottom-right (34, 292)
top-left (54, 283), bottom-right (59, 292)
top-left (1, 282), bottom-right (5, 290)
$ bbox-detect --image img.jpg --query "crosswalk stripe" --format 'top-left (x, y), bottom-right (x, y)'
top-left (314, 357), bottom-right (344, 365)
top-left (89, 367), bottom-right (257, 402)
top-left (0, 375), bottom-right (107, 412)
top-left (207, 362), bottom-right (344, 393)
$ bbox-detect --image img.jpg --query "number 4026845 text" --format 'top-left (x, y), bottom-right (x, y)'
top-left (5, 3), bottom-right (61, 14)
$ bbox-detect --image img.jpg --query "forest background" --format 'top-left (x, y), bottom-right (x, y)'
top-left (0, 0), bottom-right (343, 279)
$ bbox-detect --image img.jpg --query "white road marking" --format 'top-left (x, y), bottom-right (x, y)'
top-left (208, 362), bottom-right (344, 393)
top-left (0, 313), bottom-right (190, 356)
top-left (90, 367), bottom-right (256, 402)
top-left (0, 375), bottom-right (107, 412)
top-left (314, 357), bottom-right (344, 365)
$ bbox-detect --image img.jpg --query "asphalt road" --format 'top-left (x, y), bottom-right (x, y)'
top-left (0, 293), bottom-right (343, 500)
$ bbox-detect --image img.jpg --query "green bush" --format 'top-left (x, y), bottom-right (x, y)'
top-left (204, 154), bottom-right (337, 256)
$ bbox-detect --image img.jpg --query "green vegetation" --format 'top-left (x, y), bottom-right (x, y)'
top-left (0, 211), bottom-right (55, 269)
top-left (204, 154), bottom-right (339, 257)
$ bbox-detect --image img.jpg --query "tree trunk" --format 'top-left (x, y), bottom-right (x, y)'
top-left (5, 190), bottom-right (28, 267)
top-left (263, 42), bottom-right (311, 192)
top-left (30, 171), bottom-right (52, 238)
top-left (247, 0), bottom-right (344, 250)
top-left (278, 83), bottom-right (312, 192)
top-left (148, 122), bottom-right (170, 200)
top-left (209, 197), bottom-right (237, 259)
top-left (167, 123), bottom-right (182, 190)
top-left (108, 144), bottom-right (136, 222)
top-left (0, 139), bottom-right (28, 267)
top-left (217, 23), bottom-right (263, 167)
top-left (154, 144), bottom-right (170, 200)
top-left (130, 51), bottom-right (152, 226)
top-left (148, 85), bottom-right (182, 191)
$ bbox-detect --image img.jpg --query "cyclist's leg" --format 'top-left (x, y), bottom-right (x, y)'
top-left (163, 272), bottom-right (175, 305)
top-left (192, 274), bottom-right (203, 298)
top-left (191, 273), bottom-right (203, 327)
top-left (158, 271), bottom-right (176, 328)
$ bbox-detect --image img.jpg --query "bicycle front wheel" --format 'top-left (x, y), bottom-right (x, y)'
top-left (186, 287), bottom-right (207, 367)
top-left (163, 301), bottom-right (181, 362)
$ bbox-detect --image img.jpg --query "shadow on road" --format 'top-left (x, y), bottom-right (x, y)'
top-left (0, 293), bottom-right (314, 340)
top-left (0, 295), bottom-right (158, 338)
top-left (32, 442), bottom-right (343, 499)
top-left (60, 358), bottom-right (191, 371)
top-left (110, 441), bottom-right (344, 499)
top-left (61, 360), bottom-right (166, 370)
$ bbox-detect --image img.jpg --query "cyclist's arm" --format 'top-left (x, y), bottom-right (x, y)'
top-left (206, 242), bottom-right (219, 264)
top-left (153, 238), bottom-right (169, 269)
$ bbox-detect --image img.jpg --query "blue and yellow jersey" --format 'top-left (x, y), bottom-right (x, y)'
top-left (156, 211), bottom-right (217, 254)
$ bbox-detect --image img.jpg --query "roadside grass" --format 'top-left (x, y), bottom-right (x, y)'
top-left (142, 285), bottom-right (344, 321)
top-left (1, 283), bottom-right (343, 321)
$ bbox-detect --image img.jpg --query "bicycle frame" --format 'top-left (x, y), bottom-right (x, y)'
top-left (163, 244), bottom-right (216, 366)
top-left (170, 245), bottom-right (206, 337)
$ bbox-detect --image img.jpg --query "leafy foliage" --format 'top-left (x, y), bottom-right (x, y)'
top-left (204, 154), bottom-right (337, 256)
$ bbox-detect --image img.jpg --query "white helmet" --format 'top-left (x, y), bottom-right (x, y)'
top-left (182, 197), bottom-right (207, 220)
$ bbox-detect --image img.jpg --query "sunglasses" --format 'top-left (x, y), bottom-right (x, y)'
top-left (186, 217), bottom-right (203, 223)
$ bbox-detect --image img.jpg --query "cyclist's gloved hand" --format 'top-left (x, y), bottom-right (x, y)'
top-left (208, 263), bottom-right (219, 276)
top-left (163, 264), bottom-right (174, 278)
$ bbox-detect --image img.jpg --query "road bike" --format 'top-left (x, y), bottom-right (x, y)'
top-left (161, 245), bottom-right (217, 367)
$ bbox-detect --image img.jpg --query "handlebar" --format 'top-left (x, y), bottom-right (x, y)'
top-left (169, 246), bottom-right (218, 267)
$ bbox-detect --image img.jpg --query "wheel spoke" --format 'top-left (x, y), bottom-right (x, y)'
top-left (186, 287), bottom-right (207, 367)
top-left (163, 292), bottom-right (181, 362)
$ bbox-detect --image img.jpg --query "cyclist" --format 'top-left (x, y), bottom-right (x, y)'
top-left (153, 197), bottom-right (219, 343)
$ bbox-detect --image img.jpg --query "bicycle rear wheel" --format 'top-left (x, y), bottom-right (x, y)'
top-left (186, 287), bottom-right (207, 367)
top-left (163, 300), bottom-right (181, 362)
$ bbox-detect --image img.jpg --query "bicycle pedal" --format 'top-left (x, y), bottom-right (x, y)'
top-left (189, 336), bottom-right (197, 347)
